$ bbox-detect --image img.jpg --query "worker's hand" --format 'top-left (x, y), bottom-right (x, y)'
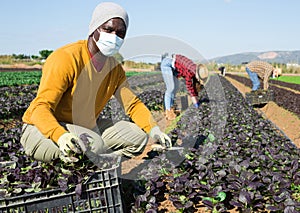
top-left (191, 96), bottom-right (200, 108)
top-left (57, 133), bottom-right (82, 162)
top-left (194, 102), bottom-right (200, 108)
top-left (150, 126), bottom-right (172, 148)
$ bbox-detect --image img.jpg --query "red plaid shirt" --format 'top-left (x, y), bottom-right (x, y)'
top-left (174, 54), bottom-right (198, 97)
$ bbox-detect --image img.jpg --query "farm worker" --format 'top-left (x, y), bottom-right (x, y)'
top-left (160, 53), bottom-right (208, 120)
top-left (245, 60), bottom-right (281, 91)
top-left (20, 2), bottom-right (171, 163)
top-left (218, 66), bottom-right (226, 76)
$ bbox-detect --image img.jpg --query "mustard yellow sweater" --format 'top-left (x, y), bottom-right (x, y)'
top-left (23, 40), bottom-right (157, 142)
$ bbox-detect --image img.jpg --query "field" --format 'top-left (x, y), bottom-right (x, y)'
top-left (0, 70), bottom-right (300, 212)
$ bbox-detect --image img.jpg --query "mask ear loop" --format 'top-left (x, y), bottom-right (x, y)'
top-left (93, 35), bottom-right (97, 44)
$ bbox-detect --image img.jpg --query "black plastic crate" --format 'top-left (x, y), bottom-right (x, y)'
top-left (0, 156), bottom-right (123, 213)
top-left (245, 90), bottom-right (274, 105)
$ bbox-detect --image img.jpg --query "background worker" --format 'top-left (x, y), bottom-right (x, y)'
top-left (21, 2), bottom-right (171, 163)
top-left (245, 60), bottom-right (281, 91)
top-left (218, 66), bottom-right (226, 76)
top-left (160, 53), bottom-right (208, 120)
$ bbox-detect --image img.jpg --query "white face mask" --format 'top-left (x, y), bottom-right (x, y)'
top-left (94, 31), bottom-right (124, 56)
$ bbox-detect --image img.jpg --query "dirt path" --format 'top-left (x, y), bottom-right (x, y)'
top-left (226, 76), bottom-right (300, 148)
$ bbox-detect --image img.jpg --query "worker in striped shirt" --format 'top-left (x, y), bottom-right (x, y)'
top-left (160, 54), bottom-right (208, 120)
top-left (245, 61), bottom-right (281, 91)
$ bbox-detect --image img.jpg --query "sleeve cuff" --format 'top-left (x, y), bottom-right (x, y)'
top-left (52, 128), bottom-right (68, 143)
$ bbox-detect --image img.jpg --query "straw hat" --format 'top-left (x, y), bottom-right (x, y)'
top-left (196, 63), bottom-right (209, 80)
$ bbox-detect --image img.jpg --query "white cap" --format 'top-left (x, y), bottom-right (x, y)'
top-left (88, 2), bottom-right (129, 36)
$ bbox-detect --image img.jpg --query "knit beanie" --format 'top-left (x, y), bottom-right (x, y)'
top-left (88, 2), bottom-right (129, 36)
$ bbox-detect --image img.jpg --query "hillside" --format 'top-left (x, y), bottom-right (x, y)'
top-left (211, 50), bottom-right (300, 65)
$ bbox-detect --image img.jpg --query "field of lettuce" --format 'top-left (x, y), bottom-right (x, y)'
top-left (0, 71), bottom-right (300, 212)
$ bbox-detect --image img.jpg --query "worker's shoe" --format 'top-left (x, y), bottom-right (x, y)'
top-left (171, 107), bottom-right (181, 116)
top-left (165, 109), bottom-right (177, 121)
top-left (251, 89), bottom-right (266, 95)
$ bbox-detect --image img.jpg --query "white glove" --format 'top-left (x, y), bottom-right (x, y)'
top-left (57, 133), bottom-right (81, 157)
top-left (149, 126), bottom-right (172, 148)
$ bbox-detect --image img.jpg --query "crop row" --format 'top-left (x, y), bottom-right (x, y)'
top-left (0, 85), bottom-right (38, 120)
top-left (0, 71), bottom-right (42, 87)
top-left (132, 75), bottom-right (300, 212)
top-left (226, 74), bottom-right (300, 118)
top-left (0, 70), bottom-right (158, 87)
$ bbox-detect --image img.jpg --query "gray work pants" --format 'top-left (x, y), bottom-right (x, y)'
top-left (20, 119), bottom-right (148, 162)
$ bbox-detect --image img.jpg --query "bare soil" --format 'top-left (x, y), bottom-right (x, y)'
top-left (121, 111), bottom-right (168, 175)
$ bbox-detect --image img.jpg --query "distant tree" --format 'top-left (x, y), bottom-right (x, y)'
top-left (31, 55), bottom-right (39, 60)
top-left (39, 50), bottom-right (53, 60)
top-left (12, 54), bottom-right (30, 60)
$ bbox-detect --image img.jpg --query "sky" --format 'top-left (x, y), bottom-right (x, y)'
top-left (1, 0), bottom-right (300, 60)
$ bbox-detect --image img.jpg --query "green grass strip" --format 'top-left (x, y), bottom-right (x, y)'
top-left (272, 75), bottom-right (300, 85)
top-left (165, 113), bottom-right (183, 134)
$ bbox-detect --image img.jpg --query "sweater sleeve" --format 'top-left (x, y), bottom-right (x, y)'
top-left (23, 50), bottom-right (73, 142)
top-left (114, 73), bottom-right (157, 133)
